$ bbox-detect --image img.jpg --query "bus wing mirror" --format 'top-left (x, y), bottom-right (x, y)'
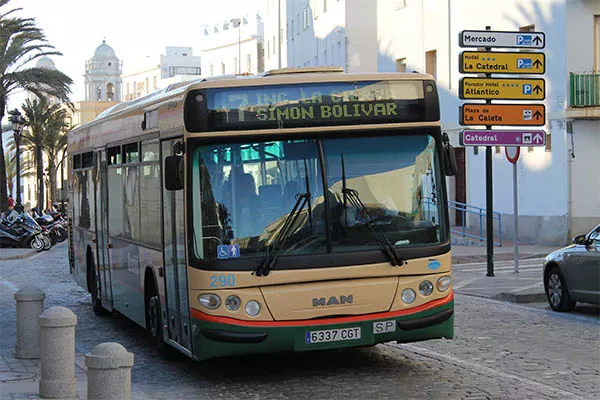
top-left (165, 155), bottom-right (184, 191)
top-left (442, 133), bottom-right (458, 176)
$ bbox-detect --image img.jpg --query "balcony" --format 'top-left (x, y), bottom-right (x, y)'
top-left (567, 72), bottom-right (600, 119)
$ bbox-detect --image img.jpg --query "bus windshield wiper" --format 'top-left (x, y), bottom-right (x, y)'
top-left (254, 159), bottom-right (313, 277)
top-left (340, 154), bottom-right (404, 267)
top-left (342, 188), bottom-right (406, 267)
top-left (253, 192), bottom-right (310, 277)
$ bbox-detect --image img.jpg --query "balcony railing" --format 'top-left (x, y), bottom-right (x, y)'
top-left (569, 72), bottom-right (600, 108)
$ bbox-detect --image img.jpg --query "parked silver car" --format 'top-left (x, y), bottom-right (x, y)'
top-left (543, 224), bottom-right (600, 311)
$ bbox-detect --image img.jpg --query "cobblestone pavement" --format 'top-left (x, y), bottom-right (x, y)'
top-left (1, 244), bottom-right (599, 399)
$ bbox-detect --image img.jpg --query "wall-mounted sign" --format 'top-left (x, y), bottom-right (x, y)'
top-left (459, 77), bottom-right (545, 100)
top-left (460, 104), bottom-right (545, 126)
top-left (459, 51), bottom-right (545, 74)
top-left (459, 30), bottom-right (545, 49)
top-left (460, 129), bottom-right (546, 146)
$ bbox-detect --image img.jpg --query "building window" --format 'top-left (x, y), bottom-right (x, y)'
top-left (234, 57), bottom-right (238, 74)
top-left (324, 0), bottom-right (327, 13)
top-left (545, 133), bottom-right (552, 152)
top-left (221, 62), bottom-right (226, 75)
top-left (426, 50), bottom-right (437, 78)
top-left (273, 36), bottom-right (276, 53)
top-left (595, 15), bottom-right (600, 70)
top-left (396, 57), bottom-right (407, 72)
top-left (246, 54), bottom-right (252, 72)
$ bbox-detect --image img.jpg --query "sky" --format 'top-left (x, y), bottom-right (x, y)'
top-left (5, 0), bottom-right (265, 110)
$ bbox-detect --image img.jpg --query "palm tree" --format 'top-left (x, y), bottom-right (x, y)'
top-left (19, 97), bottom-right (64, 210)
top-left (0, 0), bottom-right (73, 209)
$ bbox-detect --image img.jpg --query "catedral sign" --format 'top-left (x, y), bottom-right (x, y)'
top-left (459, 51), bottom-right (545, 74)
top-left (460, 129), bottom-right (546, 147)
top-left (459, 77), bottom-right (545, 100)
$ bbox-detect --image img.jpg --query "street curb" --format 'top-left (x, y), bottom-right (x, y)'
top-left (0, 250), bottom-right (39, 261)
top-left (491, 292), bottom-right (547, 303)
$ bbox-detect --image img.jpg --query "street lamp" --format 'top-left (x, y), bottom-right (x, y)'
top-left (230, 18), bottom-right (242, 73)
top-left (8, 109), bottom-right (25, 212)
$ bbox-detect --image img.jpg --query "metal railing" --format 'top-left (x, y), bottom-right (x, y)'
top-left (569, 71), bottom-right (600, 108)
top-left (449, 200), bottom-right (502, 247)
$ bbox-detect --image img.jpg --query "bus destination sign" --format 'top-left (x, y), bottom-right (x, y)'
top-left (199, 80), bottom-right (435, 131)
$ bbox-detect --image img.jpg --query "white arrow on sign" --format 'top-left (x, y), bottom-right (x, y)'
top-left (533, 133), bottom-right (544, 144)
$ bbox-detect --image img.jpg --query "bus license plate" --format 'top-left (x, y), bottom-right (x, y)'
top-left (305, 327), bottom-right (361, 344)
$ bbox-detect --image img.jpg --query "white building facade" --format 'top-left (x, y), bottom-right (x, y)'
top-left (122, 46), bottom-right (202, 101)
top-left (377, 0), bottom-right (600, 245)
top-left (200, 15), bottom-right (264, 77)
top-left (263, 0), bottom-right (378, 72)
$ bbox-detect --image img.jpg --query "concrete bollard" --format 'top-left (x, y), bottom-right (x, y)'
top-left (39, 306), bottom-right (78, 399)
top-left (14, 285), bottom-right (45, 359)
top-left (85, 342), bottom-right (134, 400)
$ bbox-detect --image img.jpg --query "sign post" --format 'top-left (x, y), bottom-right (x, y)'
top-left (505, 147), bottom-right (520, 273)
top-left (459, 27), bottom-right (546, 277)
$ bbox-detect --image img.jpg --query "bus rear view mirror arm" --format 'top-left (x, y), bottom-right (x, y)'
top-left (165, 155), bottom-right (184, 191)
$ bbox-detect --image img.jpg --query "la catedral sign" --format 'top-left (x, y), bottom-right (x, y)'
top-left (460, 129), bottom-right (546, 147)
top-left (459, 30), bottom-right (545, 49)
top-left (460, 51), bottom-right (545, 74)
top-left (460, 104), bottom-right (545, 126)
top-left (459, 77), bottom-right (545, 100)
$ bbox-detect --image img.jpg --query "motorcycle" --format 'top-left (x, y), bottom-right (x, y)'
top-left (0, 212), bottom-right (51, 251)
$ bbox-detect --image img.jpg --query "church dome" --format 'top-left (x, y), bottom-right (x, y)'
top-left (36, 56), bottom-right (56, 70)
top-left (93, 40), bottom-right (117, 60)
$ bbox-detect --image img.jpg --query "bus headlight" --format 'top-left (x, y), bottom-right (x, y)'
top-left (401, 288), bottom-right (416, 304)
top-left (245, 300), bottom-right (261, 316)
top-left (419, 280), bottom-right (434, 296)
top-left (436, 276), bottom-right (452, 292)
top-left (198, 294), bottom-right (221, 310)
top-left (225, 295), bottom-right (241, 311)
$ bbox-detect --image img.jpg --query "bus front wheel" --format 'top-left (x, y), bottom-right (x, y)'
top-left (144, 274), bottom-right (180, 360)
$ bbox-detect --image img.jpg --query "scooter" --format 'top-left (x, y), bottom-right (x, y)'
top-left (0, 212), bottom-right (51, 251)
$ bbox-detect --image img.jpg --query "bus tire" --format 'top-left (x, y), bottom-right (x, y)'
top-left (144, 272), bottom-right (181, 360)
top-left (88, 250), bottom-right (109, 316)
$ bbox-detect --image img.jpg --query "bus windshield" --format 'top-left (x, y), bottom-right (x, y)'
top-left (190, 133), bottom-right (445, 267)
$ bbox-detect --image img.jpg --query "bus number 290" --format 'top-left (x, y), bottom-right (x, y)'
top-left (209, 274), bottom-right (236, 288)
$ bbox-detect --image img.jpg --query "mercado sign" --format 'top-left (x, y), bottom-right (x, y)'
top-left (459, 30), bottom-right (545, 49)
top-left (459, 77), bottom-right (545, 100)
top-left (460, 104), bottom-right (545, 126)
top-left (460, 129), bottom-right (546, 146)
top-left (459, 51), bottom-right (545, 74)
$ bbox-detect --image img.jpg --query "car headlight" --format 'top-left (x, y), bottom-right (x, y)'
top-left (436, 276), bottom-right (452, 292)
top-left (198, 293), bottom-right (221, 310)
top-left (419, 280), bottom-right (434, 296)
top-left (401, 288), bottom-right (416, 304)
top-left (245, 300), bottom-right (261, 316)
top-left (225, 295), bottom-right (241, 311)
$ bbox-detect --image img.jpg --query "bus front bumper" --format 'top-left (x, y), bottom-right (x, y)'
top-left (190, 296), bottom-right (453, 361)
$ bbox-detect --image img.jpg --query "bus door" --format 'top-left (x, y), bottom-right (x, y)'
top-left (94, 149), bottom-right (113, 310)
top-left (161, 138), bottom-right (191, 351)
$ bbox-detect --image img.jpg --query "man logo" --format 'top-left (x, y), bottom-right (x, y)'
top-left (312, 295), bottom-right (353, 307)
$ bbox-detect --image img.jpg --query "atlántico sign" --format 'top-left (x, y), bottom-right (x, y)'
top-left (460, 129), bottom-right (546, 147)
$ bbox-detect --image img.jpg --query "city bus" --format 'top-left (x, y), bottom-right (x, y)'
top-left (67, 67), bottom-right (457, 361)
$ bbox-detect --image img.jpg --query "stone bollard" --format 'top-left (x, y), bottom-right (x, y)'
top-left (39, 306), bottom-right (77, 399)
top-left (14, 285), bottom-right (45, 359)
top-left (85, 342), bottom-right (134, 400)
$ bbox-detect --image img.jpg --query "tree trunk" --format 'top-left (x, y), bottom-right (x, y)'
top-left (48, 154), bottom-right (57, 205)
top-left (0, 102), bottom-right (8, 211)
top-left (36, 145), bottom-right (44, 211)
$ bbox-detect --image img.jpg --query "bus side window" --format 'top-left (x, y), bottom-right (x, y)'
top-left (165, 155), bottom-right (184, 190)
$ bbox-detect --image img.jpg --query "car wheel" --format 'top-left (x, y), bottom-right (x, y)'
top-left (545, 266), bottom-right (575, 312)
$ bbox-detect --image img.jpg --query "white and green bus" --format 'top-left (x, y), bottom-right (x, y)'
top-left (67, 67), bottom-right (457, 360)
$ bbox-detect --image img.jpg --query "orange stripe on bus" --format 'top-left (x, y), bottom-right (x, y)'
top-left (190, 292), bottom-right (453, 327)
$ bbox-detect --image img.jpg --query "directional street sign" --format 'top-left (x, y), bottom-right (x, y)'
top-left (460, 129), bottom-right (546, 147)
top-left (460, 77), bottom-right (545, 100)
top-left (460, 51), bottom-right (545, 74)
top-left (460, 104), bottom-right (545, 126)
top-left (459, 30), bottom-right (545, 49)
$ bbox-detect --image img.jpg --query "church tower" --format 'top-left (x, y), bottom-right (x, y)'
top-left (84, 40), bottom-right (122, 102)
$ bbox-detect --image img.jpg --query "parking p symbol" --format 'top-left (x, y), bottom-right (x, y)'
top-left (523, 84), bottom-right (532, 95)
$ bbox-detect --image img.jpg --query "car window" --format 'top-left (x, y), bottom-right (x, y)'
top-left (589, 225), bottom-right (600, 246)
